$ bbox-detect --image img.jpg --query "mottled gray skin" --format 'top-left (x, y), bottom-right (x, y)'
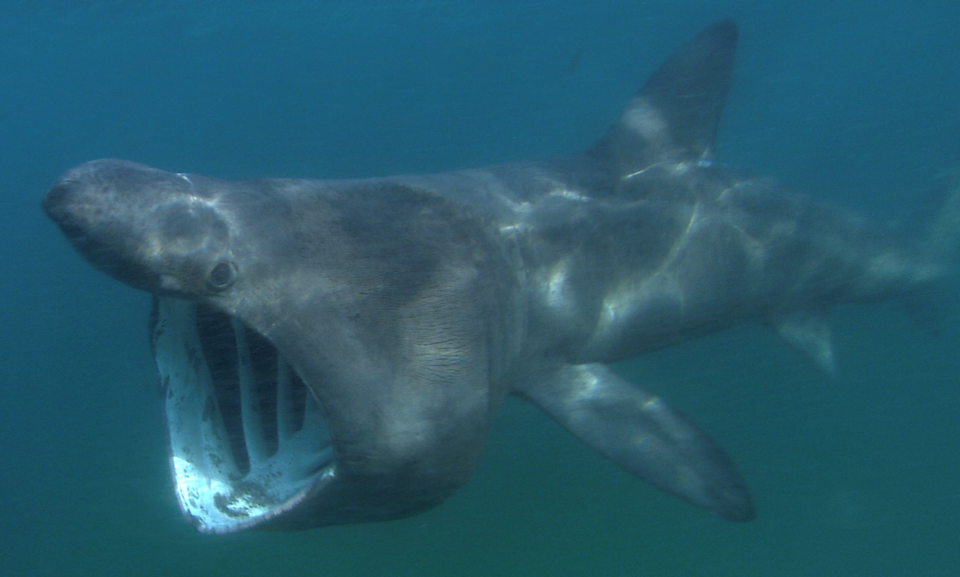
top-left (43, 22), bottom-right (951, 532)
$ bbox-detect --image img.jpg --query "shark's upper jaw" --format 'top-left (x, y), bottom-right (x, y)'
top-left (152, 297), bottom-right (336, 533)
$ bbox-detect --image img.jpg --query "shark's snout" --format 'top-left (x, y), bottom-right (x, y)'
top-left (42, 178), bottom-right (75, 226)
top-left (44, 159), bottom-right (149, 241)
top-left (43, 167), bottom-right (153, 291)
top-left (44, 168), bottom-right (127, 273)
top-left (43, 169), bottom-right (99, 244)
top-left (44, 159), bottom-right (235, 296)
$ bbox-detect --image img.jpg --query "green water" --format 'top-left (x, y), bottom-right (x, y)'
top-left (2, 2), bottom-right (959, 575)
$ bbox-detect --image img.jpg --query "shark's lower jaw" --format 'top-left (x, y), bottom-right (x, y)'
top-left (152, 297), bottom-right (335, 534)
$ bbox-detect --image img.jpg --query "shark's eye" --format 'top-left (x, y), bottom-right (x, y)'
top-left (207, 260), bottom-right (236, 290)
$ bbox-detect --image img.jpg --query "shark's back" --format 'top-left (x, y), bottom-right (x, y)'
top-left (384, 20), bottom-right (940, 371)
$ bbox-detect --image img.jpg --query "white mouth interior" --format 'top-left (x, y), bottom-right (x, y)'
top-left (153, 297), bottom-right (334, 533)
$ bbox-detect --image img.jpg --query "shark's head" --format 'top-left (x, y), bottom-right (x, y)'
top-left (44, 159), bottom-right (508, 532)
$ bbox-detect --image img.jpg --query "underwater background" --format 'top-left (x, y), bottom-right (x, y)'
top-left (2, 1), bottom-right (959, 575)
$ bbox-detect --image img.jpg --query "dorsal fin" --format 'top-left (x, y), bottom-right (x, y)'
top-left (592, 20), bottom-right (738, 179)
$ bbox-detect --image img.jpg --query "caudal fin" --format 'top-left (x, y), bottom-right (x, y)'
top-left (918, 166), bottom-right (960, 266)
top-left (902, 167), bottom-right (960, 334)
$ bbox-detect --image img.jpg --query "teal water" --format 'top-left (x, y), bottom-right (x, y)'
top-left (2, 1), bottom-right (959, 575)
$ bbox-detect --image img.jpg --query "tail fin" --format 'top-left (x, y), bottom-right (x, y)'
top-left (590, 20), bottom-right (738, 180)
top-left (918, 167), bottom-right (960, 266)
top-left (903, 167), bottom-right (960, 335)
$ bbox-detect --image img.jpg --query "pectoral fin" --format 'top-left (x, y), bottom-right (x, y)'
top-left (517, 363), bottom-right (754, 522)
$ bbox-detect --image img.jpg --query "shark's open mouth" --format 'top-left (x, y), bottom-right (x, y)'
top-left (152, 297), bottom-right (335, 533)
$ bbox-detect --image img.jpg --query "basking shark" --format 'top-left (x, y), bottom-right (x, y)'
top-left (44, 21), bottom-right (958, 533)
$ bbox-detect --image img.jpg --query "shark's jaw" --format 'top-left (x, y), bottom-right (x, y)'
top-left (152, 297), bottom-right (335, 534)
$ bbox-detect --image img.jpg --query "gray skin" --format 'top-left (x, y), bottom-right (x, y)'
top-left (43, 21), bottom-right (954, 533)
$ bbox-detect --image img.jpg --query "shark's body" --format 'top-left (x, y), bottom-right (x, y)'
top-left (44, 22), bottom-right (956, 533)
